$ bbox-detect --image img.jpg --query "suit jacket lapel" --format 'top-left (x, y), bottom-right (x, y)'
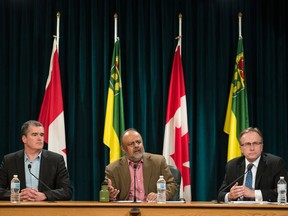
top-left (143, 153), bottom-right (152, 193)
top-left (38, 150), bottom-right (48, 191)
top-left (237, 158), bottom-right (246, 185)
top-left (255, 155), bottom-right (266, 188)
top-left (16, 150), bottom-right (26, 189)
top-left (119, 157), bottom-right (131, 198)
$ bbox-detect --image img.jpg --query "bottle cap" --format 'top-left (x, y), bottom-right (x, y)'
top-left (102, 179), bottom-right (108, 185)
top-left (13, 175), bottom-right (18, 178)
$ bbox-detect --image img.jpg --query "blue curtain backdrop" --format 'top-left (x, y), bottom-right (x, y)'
top-left (0, 0), bottom-right (288, 201)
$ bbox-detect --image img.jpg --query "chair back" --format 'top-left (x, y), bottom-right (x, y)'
top-left (169, 165), bottom-right (181, 201)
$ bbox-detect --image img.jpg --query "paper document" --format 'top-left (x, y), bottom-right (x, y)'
top-left (229, 201), bottom-right (273, 204)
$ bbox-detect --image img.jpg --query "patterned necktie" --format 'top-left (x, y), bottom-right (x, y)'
top-left (245, 164), bottom-right (253, 189)
top-left (243, 164), bottom-right (253, 201)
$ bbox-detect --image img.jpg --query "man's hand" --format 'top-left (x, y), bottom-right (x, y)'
top-left (107, 178), bottom-right (120, 201)
top-left (243, 185), bottom-right (255, 199)
top-left (146, 192), bottom-right (157, 202)
top-left (20, 188), bottom-right (47, 202)
top-left (20, 188), bottom-right (47, 201)
top-left (228, 182), bottom-right (244, 200)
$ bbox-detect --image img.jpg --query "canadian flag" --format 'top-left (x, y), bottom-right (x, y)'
top-left (38, 38), bottom-right (67, 166)
top-left (163, 41), bottom-right (191, 201)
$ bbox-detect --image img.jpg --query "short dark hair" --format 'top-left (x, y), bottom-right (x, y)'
top-left (239, 127), bottom-right (263, 142)
top-left (21, 120), bottom-right (43, 136)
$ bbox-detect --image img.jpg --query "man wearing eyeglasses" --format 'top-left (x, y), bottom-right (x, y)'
top-left (105, 128), bottom-right (177, 202)
top-left (218, 127), bottom-right (288, 202)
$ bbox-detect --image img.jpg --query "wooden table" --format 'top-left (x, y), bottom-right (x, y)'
top-left (1, 201), bottom-right (288, 216)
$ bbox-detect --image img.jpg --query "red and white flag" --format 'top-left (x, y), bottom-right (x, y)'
top-left (38, 38), bottom-right (67, 166)
top-left (163, 41), bottom-right (191, 201)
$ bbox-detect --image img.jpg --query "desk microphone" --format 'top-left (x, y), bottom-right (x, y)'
top-left (27, 164), bottom-right (53, 194)
top-left (133, 163), bottom-right (137, 203)
top-left (218, 163), bottom-right (253, 202)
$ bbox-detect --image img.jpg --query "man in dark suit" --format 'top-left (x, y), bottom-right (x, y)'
top-left (218, 127), bottom-right (288, 202)
top-left (105, 128), bottom-right (177, 202)
top-left (0, 120), bottom-right (72, 201)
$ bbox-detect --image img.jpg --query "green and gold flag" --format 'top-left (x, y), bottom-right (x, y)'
top-left (103, 39), bottom-right (125, 163)
top-left (224, 37), bottom-right (249, 161)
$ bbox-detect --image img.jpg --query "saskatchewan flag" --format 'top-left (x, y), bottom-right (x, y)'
top-left (224, 36), bottom-right (249, 161)
top-left (103, 39), bottom-right (125, 163)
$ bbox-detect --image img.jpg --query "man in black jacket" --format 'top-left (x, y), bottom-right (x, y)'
top-left (218, 127), bottom-right (288, 202)
top-left (0, 120), bottom-right (72, 201)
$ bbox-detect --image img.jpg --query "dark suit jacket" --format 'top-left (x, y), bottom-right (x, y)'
top-left (218, 153), bottom-right (288, 202)
top-left (105, 153), bottom-right (177, 201)
top-left (0, 149), bottom-right (72, 201)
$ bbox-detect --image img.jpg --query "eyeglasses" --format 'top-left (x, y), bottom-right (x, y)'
top-left (240, 141), bottom-right (263, 147)
top-left (126, 140), bottom-right (142, 147)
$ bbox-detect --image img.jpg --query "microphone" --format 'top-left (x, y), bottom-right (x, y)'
top-left (27, 164), bottom-right (54, 197)
top-left (218, 163), bottom-right (253, 202)
top-left (133, 163), bottom-right (137, 203)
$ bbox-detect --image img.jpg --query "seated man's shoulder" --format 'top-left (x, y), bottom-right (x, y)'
top-left (226, 155), bottom-right (244, 166)
top-left (263, 152), bottom-right (283, 161)
top-left (43, 149), bottom-right (65, 161)
top-left (106, 157), bottom-right (125, 169)
top-left (144, 152), bottom-right (164, 160)
top-left (4, 150), bottom-right (23, 159)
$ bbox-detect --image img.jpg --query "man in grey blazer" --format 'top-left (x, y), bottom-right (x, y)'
top-left (105, 128), bottom-right (177, 202)
top-left (0, 120), bottom-right (72, 201)
top-left (218, 127), bottom-right (288, 202)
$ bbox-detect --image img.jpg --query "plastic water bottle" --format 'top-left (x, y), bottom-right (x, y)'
top-left (277, 176), bottom-right (287, 204)
top-left (10, 175), bottom-right (20, 203)
top-left (157, 175), bottom-right (166, 203)
top-left (99, 179), bottom-right (109, 202)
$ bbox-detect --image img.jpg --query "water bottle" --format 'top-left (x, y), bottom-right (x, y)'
top-left (10, 175), bottom-right (20, 203)
top-left (277, 176), bottom-right (287, 204)
top-left (157, 175), bottom-right (166, 203)
top-left (99, 179), bottom-right (109, 202)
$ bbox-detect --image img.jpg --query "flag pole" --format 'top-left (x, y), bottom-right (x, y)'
top-left (179, 13), bottom-right (182, 54)
top-left (175, 14), bottom-right (183, 54)
top-left (56, 12), bottom-right (60, 51)
top-left (163, 12), bottom-right (191, 201)
top-left (238, 12), bottom-right (242, 39)
top-left (114, 14), bottom-right (118, 42)
top-left (39, 11), bottom-right (67, 166)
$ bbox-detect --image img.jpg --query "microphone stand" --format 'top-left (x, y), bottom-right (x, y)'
top-left (28, 164), bottom-right (55, 202)
top-left (217, 163), bottom-right (254, 203)
top-left (130, 163), bottom-right (140, 215)
top-left (133, 163), bottom-right (137, 203)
